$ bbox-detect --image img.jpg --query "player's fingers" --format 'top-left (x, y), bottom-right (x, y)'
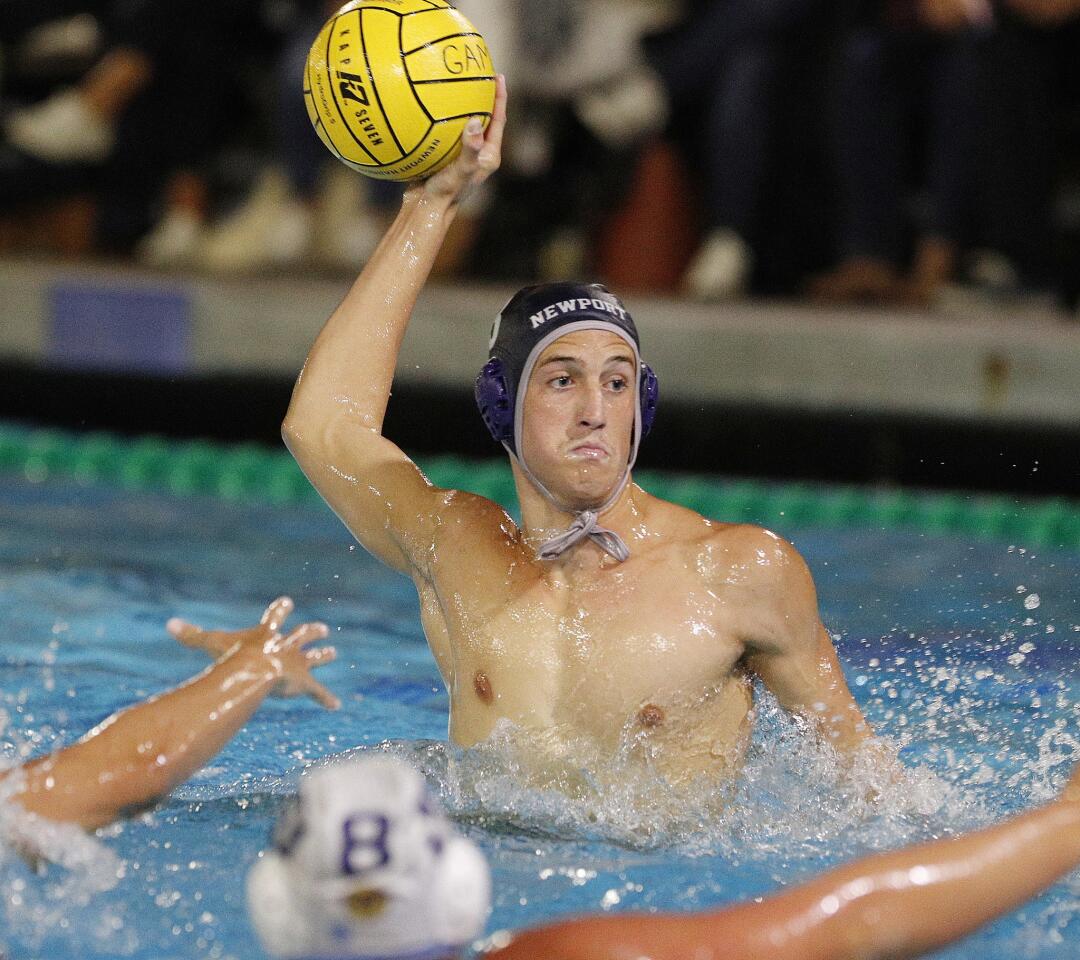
top-left (485, 73), bottom-right (507, 153)
top-left (260, 596), bottom-right (295, 632)
top-left (461, 115), bottom-right (486, 162)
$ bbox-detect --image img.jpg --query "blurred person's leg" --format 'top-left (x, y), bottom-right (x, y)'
top-left (96, 1), bottom-right (258, 252)
top-left (2, 44), bottom-right (149, 162)
top-left (195, 13), bottom-right (321, 272)
top-left (970, 12), bottom-right (1058, 292)
top-left (647, 0), bottom-right (822, 99)
top-left (648, 0), bottom-right (825, 298)
top-left (681, 39), bottom-right (779, 299)
top-left (906, 29), bottom-right (981, 304)
top-left (1056, 17), bottom-right (1080, 312)
top-left (197, 10), bottom-right (397, 274)
top-left (0, 139), bottom-right (100, 254)
top-left (0, 0), bottom-right (244, 165)
top-left (808, 24), bottom-right (910, 303)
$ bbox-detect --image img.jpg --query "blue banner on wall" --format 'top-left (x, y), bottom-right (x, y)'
top-left (47, 281), bottom-right (192, 374)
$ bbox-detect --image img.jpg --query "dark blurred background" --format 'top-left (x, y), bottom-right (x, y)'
top-left (0, 0), bottom-right (1078, 496)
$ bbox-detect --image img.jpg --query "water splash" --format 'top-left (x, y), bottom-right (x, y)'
top-left (318, 685), bottom-right (980, 868)
top-left (0, 768), bottom-right (132, 955)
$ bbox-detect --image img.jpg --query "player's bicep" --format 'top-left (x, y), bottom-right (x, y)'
top-left (748, 625), bottom-right (872, 751)
top-left (285, 424), bottom-right (444, 576)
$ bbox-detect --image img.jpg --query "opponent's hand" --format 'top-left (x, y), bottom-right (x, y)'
top-left (409, 73), bottom-right (506, 205)
top-left (167, 597), bottom-right (340, 709)
top-left (167, 596), bottom-right (299, 660)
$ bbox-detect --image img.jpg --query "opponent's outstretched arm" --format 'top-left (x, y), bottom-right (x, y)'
top-left (3, 598), bottom-right (337, 831)
top-left (282, 77), bottom-right (507, 577)
top-left (491, 767), bottom-right (1080, 960)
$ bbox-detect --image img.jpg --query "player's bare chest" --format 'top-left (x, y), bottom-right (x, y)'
top-left (443, 563), bottom-right (742, 687)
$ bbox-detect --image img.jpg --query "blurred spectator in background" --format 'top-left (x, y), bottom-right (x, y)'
top-left (0, 1), bottom-right (295, 260)
top-left (808, 0), bottom-right (991, 307)
top-left (968, 0), bottom-right (1080, 302)
top-left (644, 0), bottom-right (832, 301)
top-left (465, 0), bottom-right (677, 283)
top-left (149, 0), bottom-right (400, 274)
top-left (2, 0), bottom-right (1077, 308)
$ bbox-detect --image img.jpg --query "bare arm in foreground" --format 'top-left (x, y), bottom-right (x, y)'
top-left (490, 767), bottom-right (1080, 960)
top-left (2, 597), bottom-right (337, 830)
top-left (282, 78), bottom-right (507, 578)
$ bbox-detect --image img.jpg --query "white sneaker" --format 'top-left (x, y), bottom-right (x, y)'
top-left (681, 229), bottom-right (753, 301)
top-left (966, 248), bottom-right (1022, 293)
top-left (5, 88), bottom-right (113, 164)
top-left (16, 14), bottom-right (102, 69)
top-left (310, 164), bottom-right (382, 270)
top-left (136, 207), bottom-right (206, 269)
top-left (574, 65), bottom-right (668, 149)
top-left (199, 168), bottom-right (313, 273)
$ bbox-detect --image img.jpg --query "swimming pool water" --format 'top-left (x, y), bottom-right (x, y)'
top-left (2, 472), bottom-right (1079, 959)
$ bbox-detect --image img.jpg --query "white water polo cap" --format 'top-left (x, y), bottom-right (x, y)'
top-left (247, 756), bottom-right (491, 960)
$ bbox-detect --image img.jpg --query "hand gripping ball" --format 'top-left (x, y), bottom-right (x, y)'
top-left (304, 0), bottom-right (496, 181)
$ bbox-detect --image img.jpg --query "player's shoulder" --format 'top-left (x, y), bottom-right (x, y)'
top-left (651, 492), bottom-right (797, 558)
top-left (669, 508), bottom-right (812, 588)
top-left (428, 486), bottom-right (522, 553)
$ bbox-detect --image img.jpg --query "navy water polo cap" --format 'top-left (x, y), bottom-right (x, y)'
top-left (475, 281), bottom-right (658, 456)
top-left (474, 281), bottom-right (659, 563)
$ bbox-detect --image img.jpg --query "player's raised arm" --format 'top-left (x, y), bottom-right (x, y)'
top-left (282, 76), bottom-right (506, 576)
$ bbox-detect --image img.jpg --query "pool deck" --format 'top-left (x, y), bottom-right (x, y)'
top-left (2, 255), bottom-right (1078, 430)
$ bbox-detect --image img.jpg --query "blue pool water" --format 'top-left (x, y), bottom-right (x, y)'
top-left (2, 472), bottom-right (1080, 959)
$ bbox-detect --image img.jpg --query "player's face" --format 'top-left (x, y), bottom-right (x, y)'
top-left (520, 330), bottom-right (637, 509)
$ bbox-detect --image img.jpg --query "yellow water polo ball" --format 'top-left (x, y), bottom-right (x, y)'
top-left (304, 0), bottom-right (496, 182)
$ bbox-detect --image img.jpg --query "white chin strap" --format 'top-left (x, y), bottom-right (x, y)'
top-left (536, 509), bottom-right (629, 563)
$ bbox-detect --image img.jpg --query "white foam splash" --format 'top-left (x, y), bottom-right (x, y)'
top-left (328, 686), bottom-right (980, 867)
top-left (0, 767), bottom-right (133, 954)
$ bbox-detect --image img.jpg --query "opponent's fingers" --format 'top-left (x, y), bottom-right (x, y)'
top-left (283, 621), bottom-right (330, 649)
top-left (302, 674), bottom-right (341, 711)
top-left (166, 618), bottom-right (205, 645)
top-left (260, 596), bottom-right (295, 632)
top-left (305, 645), bottom-right (337, 666)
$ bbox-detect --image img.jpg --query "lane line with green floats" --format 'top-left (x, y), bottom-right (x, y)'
top-left (2, 422), bottom-right (1078, 549)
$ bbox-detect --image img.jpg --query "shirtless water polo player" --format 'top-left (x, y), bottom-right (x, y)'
top-left (283, 78), bottom-right (880, 784)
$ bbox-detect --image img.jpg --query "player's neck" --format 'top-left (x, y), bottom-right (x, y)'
top-left (514, 473), bottom-right (644, 572)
